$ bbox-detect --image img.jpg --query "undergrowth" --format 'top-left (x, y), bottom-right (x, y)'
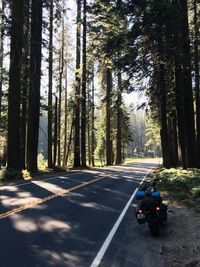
top-left (155, 168), bottom-right (200, 205)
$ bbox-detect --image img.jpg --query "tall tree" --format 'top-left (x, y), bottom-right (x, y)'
top-left (193, 0), bottom-right (200, 160)
top-left (53, 95), bottom-right (58, 165)
top-left (27, 0), bottom-right (43, 172)
top-left (57, 28), bottom-right (64, 167)
top-left (0, 0), bottom-right (5, 127)
top-left (63, 72), bottom-right (68, 167)
top-left (73, 0), bottom-right (81, 168)
top-left (20, 0), bottom-right (30, 169)
top-left (106, 65), bottom-right (112, 165)
top-left (48, 0), bottom-right (53, 168)
top-left (180, 0), bottom-right (197, 167)
top-left (115, 71), bottom-right (122, 165)
top-left (7, 0), bottom-right (24, 171)
top-left (81, 0), bottom-right (87, 167)
top-left (91, 67), bottom-right (95, 166)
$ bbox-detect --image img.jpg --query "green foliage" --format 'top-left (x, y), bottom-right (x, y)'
top-left (37, 153), bottom-right (47, 170)
top-left (22, 169), bottom-right (30, 179)
top-left (145, 115), bottom-right (161, 157)
top-left (155, 168), bottom-right (200, 205)
top-left (1, 168), bottom-right (23, 180)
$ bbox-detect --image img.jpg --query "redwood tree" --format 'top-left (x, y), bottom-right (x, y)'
top-left (27, 0), bottom-right (43, 172)
top-left (7, 0), bottom-right (24, 171)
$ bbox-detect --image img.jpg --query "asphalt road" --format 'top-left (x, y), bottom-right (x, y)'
top-left (0, 159), bottom-right (159, 267)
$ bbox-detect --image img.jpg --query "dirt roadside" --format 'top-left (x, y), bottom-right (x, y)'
top-left (158, 201), bottom-right (200, 267)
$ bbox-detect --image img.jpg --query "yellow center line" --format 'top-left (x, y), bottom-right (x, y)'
top-left (0, 175), bottom-right (108, 220)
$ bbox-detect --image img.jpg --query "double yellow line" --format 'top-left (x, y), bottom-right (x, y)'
top-left (0, 175), bottom-right (107, 220)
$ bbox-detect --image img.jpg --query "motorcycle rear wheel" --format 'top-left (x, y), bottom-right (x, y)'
top-left (148, 220), bottom-right (159, 237)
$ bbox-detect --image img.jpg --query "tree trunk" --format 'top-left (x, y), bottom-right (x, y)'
top-left (73, 0), bottom-right (81, 168)
top-left (159, 63), bottom-right (171, 168)
top-left (7, 0), bottom-right (24, 171)
top-left (20, 0), bottom-right (30, 169)
top-left (81, 0), bottom-right (87, 167)
top-left (58, 49), bottom-right (64, 166)
top-left (175, 61), bottom-right (187, 168)
top-left (194, 0), bottom-right (200, 163)
top-left (65, 116), bottom-right (74, 168)
top-left (172, 115), bottom-right (179, 166)
top-left (48, 0), bottom-right (53, 168)
top-left (91, 68), bottom-right (95, 167)
top-left (87, 86), bottom-right (91, 166)
top-left (172, 0), bottom-right (187, 168)
top-left (116, 71), bottom-right (122, 165)
top-left (106, 67), bottom-right (112, 166)
top-left (0, 0), bottom-right (5, 128)
top-left (63, 75), bottom-right (68, 167)
top-left (180, 0), bottom-right (197, 167)
top-left (168, 117), bottom-right (178, 167)
top-left (53, 96), bottom-right (58, 166)
top-left (27, 0), bottom-right (43, 173)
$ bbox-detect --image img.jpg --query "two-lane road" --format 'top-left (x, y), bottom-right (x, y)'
top-left (0, 159), bottom-right (159, 267)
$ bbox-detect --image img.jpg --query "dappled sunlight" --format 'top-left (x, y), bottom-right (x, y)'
top-left (32, 180), bottom-right (65, 194)
top-left (11, 214), bottom-right (38, 233)
top-left (80, 201), bottom-right (116, 213)
top-left (32, 249), bottom-right (82, 267)
top-left (0, 185), bottom-right (19, 192)
top-left (1, 196), bottom-right (40, 208)
top-left (11, 214), bottom-right (71, 234)
top-left (39, 217), bottom-right (71, 233)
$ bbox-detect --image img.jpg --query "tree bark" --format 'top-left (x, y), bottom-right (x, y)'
top-left (91, 67), bottom-right (95, 167)
top-left (58, 48), bottom-right (64, 166)
top-left (27, 0), bottom-right (43, 173)
top-left (87, 85), bottom-right (91, 166)
top-left (172, 115), bottom-right (178, 166)
top-left (116, 71), bottom-right (122, 165)
top-left (194, 0), bottom-right (200, 163)
top-left (20, 0), bottom-right (30, 169)
top-left (106, 67), bottom-right (112, 166)
top-left (180, 0), bottom-right (197, 167)
top-left (0, 0), bottom-right (5, 128)
top-left (7, 0), bottom-right (24, 171)
top-left (81, 0), bottom-right (87, 167)
top-left (48, 0), bottom-right (53, 168)
top-left (53, 96), bottom-right (58, 166)
top-left (159, 63), bottom-right (171, 168)
top-left (175, 61), bottom-right (187, 168)
top-left (73, 0), bottom-right (81, 168)
top-left (63, 74), bottom-right (68, 167)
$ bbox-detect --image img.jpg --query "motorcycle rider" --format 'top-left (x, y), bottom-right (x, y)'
top-left (140, 190), bottom-right (159, 211)
top-left (141, 190), bottom-right (167, 221)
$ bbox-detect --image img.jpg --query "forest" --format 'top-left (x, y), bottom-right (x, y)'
top-left (0, 0), bottom-right (199, 178)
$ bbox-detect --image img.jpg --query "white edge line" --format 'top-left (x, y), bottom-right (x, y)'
top-left (90, 168), bottom-right (153, 267)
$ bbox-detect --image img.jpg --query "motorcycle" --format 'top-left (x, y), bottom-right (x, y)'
top-left (135, 185), bottom-right (167, 237)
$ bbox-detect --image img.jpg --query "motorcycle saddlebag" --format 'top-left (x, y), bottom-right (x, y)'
top-left (135, 191), bottom-right (145, 200)
top-left (151, 191), bottom-right (161, 201)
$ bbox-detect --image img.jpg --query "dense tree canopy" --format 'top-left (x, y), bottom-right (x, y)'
top-left (0, 0), bottom-right (199, 178)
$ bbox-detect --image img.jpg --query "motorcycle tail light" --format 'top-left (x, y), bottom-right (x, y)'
top-left (156, 206), bottom-right (160, 211)
top-left (139, 209), bottom-right (143, 213)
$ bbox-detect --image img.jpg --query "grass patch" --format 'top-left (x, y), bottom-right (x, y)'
top-left (155, 168), bottom-right (200, 205)
top-left (124, 157), bottom-right (161, 164)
